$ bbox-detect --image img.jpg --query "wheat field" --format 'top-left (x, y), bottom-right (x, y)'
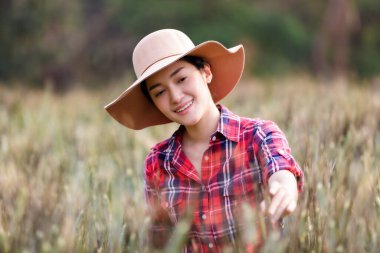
top-left (0, 77), bottom-right (379, 253)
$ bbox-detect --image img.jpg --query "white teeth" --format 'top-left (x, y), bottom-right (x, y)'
top-left (176, 100), bottom-right (193, 113)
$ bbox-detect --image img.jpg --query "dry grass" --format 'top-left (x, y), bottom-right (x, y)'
top-left (0, 77), bottom-right (379, 252)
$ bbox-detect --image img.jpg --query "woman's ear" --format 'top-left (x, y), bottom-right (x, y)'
top-left (202, 63), bottom-right (213, 84)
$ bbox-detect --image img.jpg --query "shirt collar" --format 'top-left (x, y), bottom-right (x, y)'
top-left (170, 104), bottom-right (241, 145)
top-left (215, 104), bottom-right (241, 142)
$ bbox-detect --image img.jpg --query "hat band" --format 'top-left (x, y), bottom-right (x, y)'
top-left (139, 53), bottom-right (184, 77)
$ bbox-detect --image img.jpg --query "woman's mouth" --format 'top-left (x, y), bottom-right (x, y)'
top-left (175, 100), bottom-right (194, 113)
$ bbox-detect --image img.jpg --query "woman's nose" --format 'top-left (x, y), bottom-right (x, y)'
top-left (169, 86), bottom-right (182, 104)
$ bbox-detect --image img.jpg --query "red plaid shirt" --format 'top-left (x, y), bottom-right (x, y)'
top-left (144, 105), bottom-right (304, 252)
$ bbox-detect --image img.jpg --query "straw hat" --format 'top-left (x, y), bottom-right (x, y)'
top-left (105, 29), bottom-right (245, 129)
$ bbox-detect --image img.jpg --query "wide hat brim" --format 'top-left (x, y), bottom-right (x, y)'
top-left (104, 41), bottom-right (245, 130)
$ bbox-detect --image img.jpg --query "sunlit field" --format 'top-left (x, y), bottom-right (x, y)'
top-left (1, 77), bottom-right (379, 253)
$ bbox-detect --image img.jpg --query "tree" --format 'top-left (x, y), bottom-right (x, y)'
top-left (312, 0), bottom-right (359, 80)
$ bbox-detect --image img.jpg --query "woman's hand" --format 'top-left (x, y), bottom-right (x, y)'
top-left (261, 170), bottom-right (299, 226)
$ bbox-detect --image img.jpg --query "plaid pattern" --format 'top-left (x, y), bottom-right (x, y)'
top-left (144, 105), bottom-right (304, 252)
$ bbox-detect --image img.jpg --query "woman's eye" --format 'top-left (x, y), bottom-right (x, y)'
top-left (178, 77), bottom-right (187, 83)
top-left (154, 90), bottom-right (165, 97)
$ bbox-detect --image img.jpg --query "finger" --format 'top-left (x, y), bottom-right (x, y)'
top-left (269, 181), bottom-right (281, 196)
top-left (268, 187), bottom-right (286, 216)
top-left (260, 200), bottom-right (266, 213)
top-left (286, 200), bottom-right (297, 213)
top-left (271, 195), bottom-right (292, 223)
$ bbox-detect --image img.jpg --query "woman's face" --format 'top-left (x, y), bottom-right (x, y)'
top-left (145, 60), bottom-right (214, 127)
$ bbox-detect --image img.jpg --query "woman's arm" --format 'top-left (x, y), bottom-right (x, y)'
top-left (253, 120), bottom-right (304, 225)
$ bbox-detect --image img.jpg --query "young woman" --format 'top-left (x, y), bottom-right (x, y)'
top-left (105, 29), bottom-right (304, 252)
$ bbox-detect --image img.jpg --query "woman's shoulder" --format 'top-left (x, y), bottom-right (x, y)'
top-left (239, 115), bottom-right (280, 132)
top-left (221, 105), bottom-right (277, 132)
top-left (145, 132), bottom-right (179, 161)
top-left (147, 138), bottom-right (171, 156)
top-left (144, 134), bottom-right (179, 179)
top-left (144, 138), bottom-right (169, 176)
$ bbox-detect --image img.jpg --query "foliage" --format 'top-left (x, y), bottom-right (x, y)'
top-left (1, 78), bottom-right (380, 252)
top-left (352, 0), bottom-right (380, 77)
top-left (0, 0), bottom-right (379, 88)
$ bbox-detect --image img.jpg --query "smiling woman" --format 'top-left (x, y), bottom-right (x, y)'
top-left (104, 29), bottom-right (304, 252)
top-left (145, 60), bottom-right (215, 128)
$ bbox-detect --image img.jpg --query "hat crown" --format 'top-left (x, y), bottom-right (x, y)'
top-left (132, 29), bottom-right (195, 78)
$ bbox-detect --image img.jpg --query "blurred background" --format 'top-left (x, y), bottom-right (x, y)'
top-left (1, 1), bottom-right (380, 252)
top-left (1, 0), bottom-right (379, 92)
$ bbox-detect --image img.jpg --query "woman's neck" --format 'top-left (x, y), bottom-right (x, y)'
top-left (184, 104), bottom-right (220, 143)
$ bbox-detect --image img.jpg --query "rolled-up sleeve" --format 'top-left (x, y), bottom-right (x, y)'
top-left (254, 120), bottom-right (304, 192)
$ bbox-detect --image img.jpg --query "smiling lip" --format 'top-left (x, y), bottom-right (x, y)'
top-left (174, 100), bottom-right (194, 113)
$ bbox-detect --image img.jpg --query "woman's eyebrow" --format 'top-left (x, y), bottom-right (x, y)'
top-left (148, 67), bottom-right (185, 91)
top-left (169, 67), bottom-right (184, 78)
top-left (148, 83), bottom-right (161, 92)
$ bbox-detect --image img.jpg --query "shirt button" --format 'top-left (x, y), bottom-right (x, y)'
top-left (211, 136), bottom-right (216, 141)
top-left (278, 149), bottom-right (285, 155)
top-left (202, 214), bottom-right (207, 220)
top-left (201, 185), bottom-right (206, 191)
top-left (208, 243), bottom-right (214, 248)
top-left (204, 155), bottom-right (209, 161)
